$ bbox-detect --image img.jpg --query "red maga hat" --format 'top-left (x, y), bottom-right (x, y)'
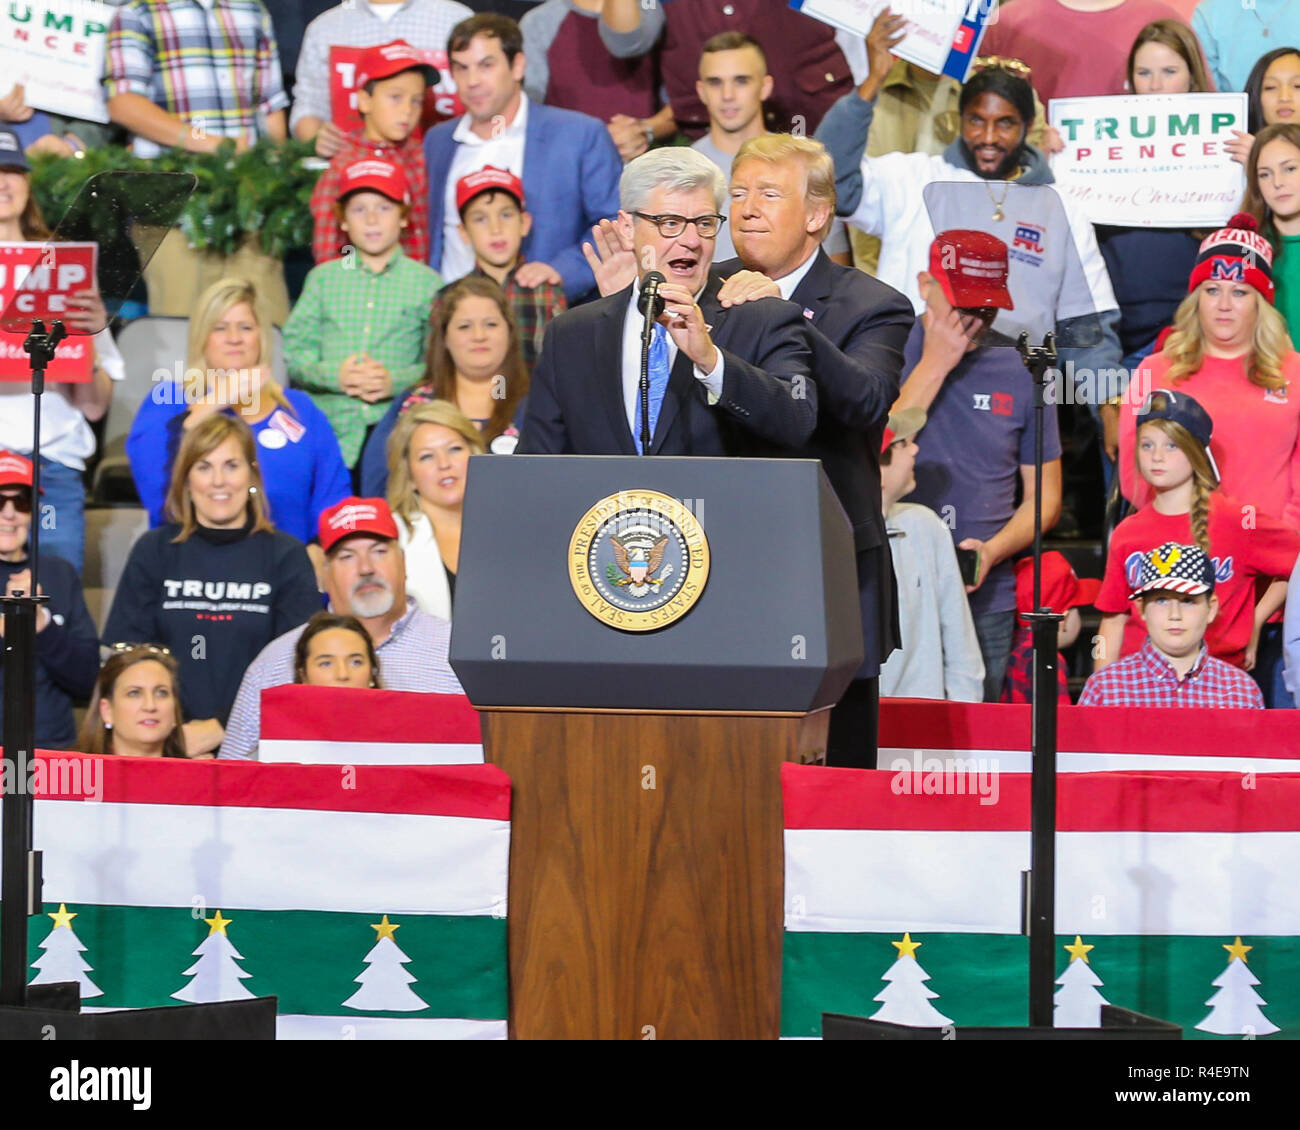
top-left (337, 157), bottom-right (410, 205)
top-left (319, 497), bottom-right (400, 554)
top-left (456, 165), bottom-right (525, 213)
top-left (354, 39), bottom-right (438, 91)
top-left (929, 229), bottom-right (1015, 310)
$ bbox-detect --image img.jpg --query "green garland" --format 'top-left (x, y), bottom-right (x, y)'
top-left (28, 139), bottom-right (324, 259)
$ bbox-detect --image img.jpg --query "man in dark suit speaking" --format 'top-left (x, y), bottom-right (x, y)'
top-left (716, 134), bottom-right (914, 767)
top-left (517, 147), bottom-right (816, 457)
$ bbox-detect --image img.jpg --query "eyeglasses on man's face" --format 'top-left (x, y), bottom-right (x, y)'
top-left (632, 211), bottom-right (726, 238)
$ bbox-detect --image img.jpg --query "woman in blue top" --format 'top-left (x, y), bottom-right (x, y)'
top-left (127, 278), bottom-right (350, 548)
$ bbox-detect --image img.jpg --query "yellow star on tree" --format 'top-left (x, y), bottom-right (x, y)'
top-left (891, 932), bottom-right (922, 959)
top-left (1223, 937), bottom-right (1252, 964)
top-left (1064, 935), bottom-right (1094, 963)
top-left (205, 910), bottom-right (232, 937)
top-left (371, 914), bottom-right (400, 941)
top-left (48, 904), bottom-right (77, 930)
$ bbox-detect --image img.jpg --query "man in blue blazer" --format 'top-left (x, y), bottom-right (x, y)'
top-left (426, 13), bottom-right (622, 301)
top-left (716, 135), bottom-right (915, 767)
top-left (518, 147), bottom-right (816, 457)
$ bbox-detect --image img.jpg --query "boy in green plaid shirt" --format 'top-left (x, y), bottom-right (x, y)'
top-left (450, 166), bottom-right (566, 373)
top-left (285, 157), bottom-right (443, 472)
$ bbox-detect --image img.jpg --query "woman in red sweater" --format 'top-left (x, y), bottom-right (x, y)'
top-left (1118, 214), bottom-right (1300, 529)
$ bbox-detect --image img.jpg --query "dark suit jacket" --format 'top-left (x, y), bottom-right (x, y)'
top-left (518, 276), bottom-right (816, 455)
top-left (715, 250), bottom-right (915, 673)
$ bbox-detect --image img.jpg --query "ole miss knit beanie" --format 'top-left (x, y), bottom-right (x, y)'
top-left (1187, 213), bottom-right (1274, 304)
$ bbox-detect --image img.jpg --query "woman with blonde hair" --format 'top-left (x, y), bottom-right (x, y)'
top-left (79, 647), bottom-right (191, 759)
top-left (105, 414), bottom-right (321, 755)
top-left (360, 276), bottom-right (527, 497)
top-left (385, 400), bottom-right (486, 619)
top-left (1119, 215), bottom-right (1300, 530)
top-left (127, 277), bottom-right (350, 545)
top-left (1097, 390), bottom-right (1298, 676)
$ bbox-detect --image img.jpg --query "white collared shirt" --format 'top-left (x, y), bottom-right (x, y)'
top-left (620, 279), bottom-right (724, 445)
top-left (775, 247), bottom-right (819, 302)
top-left (441, 93), bottom-right (530, 281)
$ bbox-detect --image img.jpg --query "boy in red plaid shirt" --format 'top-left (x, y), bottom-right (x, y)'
top-left (443, 166), bottom-right (566, 374)
top-left (1078, 542), bottom-right (1265, 709)
top-left (311, 40), bottom-right (434, 265)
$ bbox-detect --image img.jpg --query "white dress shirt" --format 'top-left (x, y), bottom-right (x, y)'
top-left (620, 278), bottom-right (723, 445)
top-left (774, 248), bottom-right (820, 302)
top-left (441, 93), bottom-right (530, 282)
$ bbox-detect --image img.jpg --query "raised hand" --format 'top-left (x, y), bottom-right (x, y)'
top-left (582, 218), bottom-right (638, 297)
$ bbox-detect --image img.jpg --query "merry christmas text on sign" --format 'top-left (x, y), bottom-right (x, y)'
top-left (1048, 93), bottom-right (1248, 228)
top-left (0, 242), bottom-right (97, 382)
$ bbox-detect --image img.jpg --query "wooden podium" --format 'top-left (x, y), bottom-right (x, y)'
top-left (452, 457), bottom-right (864, 1039)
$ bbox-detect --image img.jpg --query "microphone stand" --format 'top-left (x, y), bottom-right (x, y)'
top-left (1016, 330), bottom-right (1064, 1029)
top-left (0, 318), bottom-right (61, 1007)
top-left (640, 315), bottom-right (654, 455)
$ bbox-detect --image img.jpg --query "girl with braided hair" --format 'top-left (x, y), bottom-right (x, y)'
top-left (1095, 390), bottom-right (1299, 677)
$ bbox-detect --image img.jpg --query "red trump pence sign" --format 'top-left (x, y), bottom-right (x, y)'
top-left (0, 243), bottom-right (98, 382)
top-left (329, 45), bottom-right (463, 138)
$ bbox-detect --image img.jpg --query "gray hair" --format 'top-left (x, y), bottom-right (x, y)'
top-left (619, 148), bottom-right (726, 214)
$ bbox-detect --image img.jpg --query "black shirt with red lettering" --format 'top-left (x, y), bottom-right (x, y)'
top-left (103, 521), bottom-right (321, 726)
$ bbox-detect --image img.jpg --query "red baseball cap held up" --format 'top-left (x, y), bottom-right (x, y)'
top-left (354, 39), bottom-right (439, 91)
top-left (929, 230), bottom-right (1015, 310)
top-left (319, 497), bottom-right (400, 554)
top-left (337, 158), bottom-right (410, 206)
top-left (456, 165), bottom-right (526, 213)
top-left (0, 449), bottom-right (35, 489)
top-left (1014, 552), bottom-right (1100, 623)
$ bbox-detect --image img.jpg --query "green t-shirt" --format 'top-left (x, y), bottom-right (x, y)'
top-left (1273, 233), bottom-right (1300, 347)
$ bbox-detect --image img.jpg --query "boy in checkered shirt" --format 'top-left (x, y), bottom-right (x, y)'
top-left (445, 166), bottom-right (566, 374)
top-left (310, 40), bottom-right (434, 265)
top-left (1078, 542), bottom-right (1264, 709)
top-left (286, 159), bottom-right (443, 476)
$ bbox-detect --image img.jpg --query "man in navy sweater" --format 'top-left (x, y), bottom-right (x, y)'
top-left (0, 451), bottom-right (99, 748)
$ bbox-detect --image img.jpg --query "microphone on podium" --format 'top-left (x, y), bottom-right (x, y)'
top-left (637, 271), bottom-right (666, 455)
top-left (638, 271), bottom-right (667, 322)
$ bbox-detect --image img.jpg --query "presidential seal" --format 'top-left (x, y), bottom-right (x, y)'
top-left (568, 490), bottom-right (710, 631)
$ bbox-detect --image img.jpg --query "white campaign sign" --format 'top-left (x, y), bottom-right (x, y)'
top-left (0, 0), bottom-right (114, 124)
top-left (1049, 93), bottom-right (1248, 228)
top-left (794, 0), bottom-right (978, 78)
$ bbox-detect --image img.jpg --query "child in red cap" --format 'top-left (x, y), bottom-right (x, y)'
top-left (448, 166), bottom-right (566, 373)
top-left (285, 156), bottom-right (444, 476)
top-left (1000, 552), bottom-right (1098, 704)
top-left (309, 40), bottom-right (437, 265)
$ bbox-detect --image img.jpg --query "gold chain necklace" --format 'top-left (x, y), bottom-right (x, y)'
top-left (985, 181), bottom-right (1011, 222)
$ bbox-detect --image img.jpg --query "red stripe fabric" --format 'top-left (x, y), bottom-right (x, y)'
top-left (877, 699), bottom-right (1300, 758)
top-left (259, 685), bottom-right (482, 743)
top-left (781, 762), bottom-right (1300, 833)
top-left (21, 752), bottom-right (510, 821)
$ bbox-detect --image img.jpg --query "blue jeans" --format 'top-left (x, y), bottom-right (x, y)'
top-left (972, 609), bottom-right (1016, 703)
top-left (34, 458), bottom-right (86, 573)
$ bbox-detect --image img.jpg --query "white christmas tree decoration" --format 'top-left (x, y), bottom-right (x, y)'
top-left (172, 910), bottom-right (256, 1002)
top-left (868, 932), bottom-right (953, 1027)
top-left (1054, 935), bottom-right (1110, 1027)
top-left (30, 904), bottom-right (103, 999)
top-left (1196, 937), bottom-right (1279, 1036)
top-left (342, 915), bottom-right (429, 1012)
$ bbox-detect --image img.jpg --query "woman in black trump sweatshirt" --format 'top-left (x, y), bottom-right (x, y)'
top-left (104, 415), bottom-right (321, 756)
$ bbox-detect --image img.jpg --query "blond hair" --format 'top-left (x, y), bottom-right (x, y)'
top-left (734, 133), bottom-right (837, 241)
top-left (1162, 284), bottom-right (1292, 390)
top-left (165, 413), bottom-right (275, 541)
top-left (1136, 411), bottom-right (1219, 555)
top-left (385, 400), bottom-right (486, 526)
top-left (185, 277), bottom-right (293, 413)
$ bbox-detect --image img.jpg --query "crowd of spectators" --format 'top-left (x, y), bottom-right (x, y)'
top-left (1, 0), bottom-right (1299, 761)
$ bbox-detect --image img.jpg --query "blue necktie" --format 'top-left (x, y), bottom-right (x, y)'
top-left (640, 322), bottom-right (670, 454)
